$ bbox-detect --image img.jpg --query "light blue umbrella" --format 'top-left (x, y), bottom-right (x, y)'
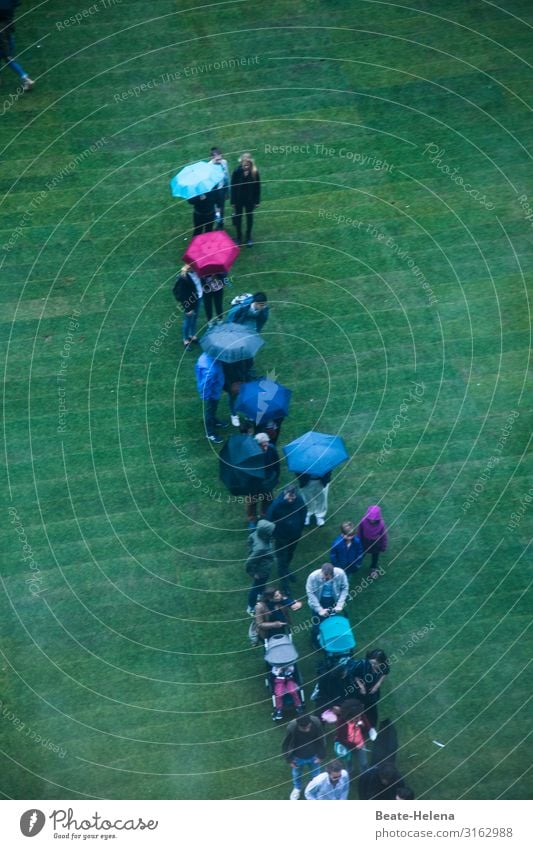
top-left (283, 431), bottom-right (349, 477)
top-left (170, 160), bottom-right (224, 199)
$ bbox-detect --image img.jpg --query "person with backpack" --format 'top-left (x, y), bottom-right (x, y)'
top-left (194, 351), bottom-right (227, 443)
top-left (0, 0), bottom-right (34, 92)
top-left (226, 291), bottom-right (269, 333)
top-left (173, 264), bottom-right (203, 348)
top-left (230, 152), bottom-right (261, 246)
top-left (245, 518), bottom-right (275, 614)
top-left (282, 714), bottom-right (325, 800)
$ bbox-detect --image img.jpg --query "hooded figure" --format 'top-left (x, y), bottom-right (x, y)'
top-left (245, 519), bottom-right (275, 613)
top-left (358, 505), bottom-right (388, 578)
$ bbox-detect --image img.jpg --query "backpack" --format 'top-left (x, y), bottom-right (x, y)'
top-left (230, 292), bottom-right (253, 306)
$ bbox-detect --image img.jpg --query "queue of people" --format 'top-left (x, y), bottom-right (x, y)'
top-left (171, 145), bottom-right (409, 801)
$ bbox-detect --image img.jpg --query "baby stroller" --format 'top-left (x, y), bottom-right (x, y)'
top-left (264, 633), bottom-right (305, 721)
top-left (318, 614), bottom-right (356, 668)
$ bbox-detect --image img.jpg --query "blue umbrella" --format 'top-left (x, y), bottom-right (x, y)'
top-left (200, 322), bottom-right (264, 363)
top-left (235, 378), bottom-right (292, 425)
top-left (170, 160), bottom-right (224, 199)
top-left (282, 431), bottom-right (349, 477)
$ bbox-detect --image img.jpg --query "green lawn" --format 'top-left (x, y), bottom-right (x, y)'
top-left (1, 0), bottom-right (531, 800)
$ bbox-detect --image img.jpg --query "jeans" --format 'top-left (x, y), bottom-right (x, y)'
top-left (291, 757), bottom-right (321, 791)
top-left (247, 578), bottom-right (266, 609)
top-left (337, 745), bottom-right (368, 773)
top-left (203, 397), bottom-right (219, 436)
top-left (0, 32), bottom-right (27, 79)
top-left (182, 299), bottom-right (200, 341)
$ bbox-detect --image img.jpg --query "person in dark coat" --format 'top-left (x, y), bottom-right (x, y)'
top-left (187, 191), bottom-right (216, 236)
top-left (267, 485), bottom-right (307, 592)
top-left (358, 762), bottom-right (405, 800)
top-left (245, 433), bottom-right (280, 528)
top-left (350, 648), bottom-right (389, 728)
top-left (173, 264), bottom-right (203, 347)
top-left (230, 152), bottom-right (261, 246)
top-left (330, 521), bottom-right (364, 575)
top-left (0, 0), bottom-right (34, 91)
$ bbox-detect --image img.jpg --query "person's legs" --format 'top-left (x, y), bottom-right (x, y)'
top-left (204, 397), bottom-right (218, 437)
top-left (244, 205), bottom-right (254, 242)
top-left (182, 313), bottom-right (194, 343)
top-left (291, 759), bottom-right (304, 791)
top-left (286, 679), bottom-right (302, 707)
top-left (234, 204), bottom-right (244, 242)
top-left (247, 579), bottom-right (265, 610)
top-left (1, 31), bottom-right (30, 80)
top-left (213, 287), bottom-right (224, 320)
top-left (188, 298), bottom-right (200, 340)
top-left (273, 679), bottom-right (285, 710)
top-left (203, 290), bottom-right (214, 323)
top-left (355, 746), bottom-right (368, 773)
top-left (245, 495), bottom-right (257, 525)
top-left (192, 211), bottom-right (203, 236)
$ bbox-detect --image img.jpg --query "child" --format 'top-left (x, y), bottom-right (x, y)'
top-left (271, 664), bottom-right (303, 720)
top-left (330, 521), bottom-right (363, 575)
top-left (358, 505), bottom-right (388, 578)
top-left (334, 699), bottom-right (376, 773)
top-left (194, 352), bottom-right (226, 443)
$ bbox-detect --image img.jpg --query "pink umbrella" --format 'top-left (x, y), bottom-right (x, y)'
top-left (183, 231), bottom-right (240, 275)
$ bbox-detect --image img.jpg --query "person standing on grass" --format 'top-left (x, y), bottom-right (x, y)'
top-left (187, 191), bottom-right (215, 236)
top-left (0, 0), bottom-right (34, 92)
top-left (226, 291), bottom-right (269, 333)
top-left (210, 146), bottom-right (230, 227)
top-left (173, 264), bottom-right (202, 348)
top-left (267, 485), bottom-right (307, 593)
top-left (254, 587), bottom-right (301, 641)
top-left (298, 470), bottom-right (331, 527)
top-left (282, 714), bottom-right (325, 800)
top-left (245, 518), bottom-right (275, 614)
top-left (334, 699), bottom-right (375, 775)
top-left (350, 649), bottom-right (389, 728)
top-left (304, 760), bottom-right (350, 800)
top-left (358, 504), bottom-right (388, 579)
top-left (194, 351), bottom-right (227, 444)
top-left (244, 432), bottom-right (280, 528)
top-left (202, 272), bottom-right (227, 327)
top-left (330, 521), bottom-right (364, 575)
top-left (230, 152), bottom-right (261, 246)
top-left (305, 562), bottom-right (349, 619)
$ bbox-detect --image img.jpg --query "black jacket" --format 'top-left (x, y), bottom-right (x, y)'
top-left (267, 492), bottom-right (306, 541)
top-left (282, 716), bottom-right (325, 762)
top-left (173, 271), bottom-right (200, 312)
top-left (230, 166), bottom-right (261, 207)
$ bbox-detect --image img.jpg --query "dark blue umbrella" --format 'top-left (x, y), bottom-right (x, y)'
top-left (282, 431), bottom-right (349, 477)
top-left (235, 378), bottom-right (292, 425)
top-left (219, 434), bottom-right (267, 496)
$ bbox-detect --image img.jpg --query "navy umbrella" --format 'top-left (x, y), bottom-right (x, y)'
top-left (282, 431), bottom-right (349, 478)
top-left (235, 378), bottom-right (292, 425)
top-left (201, 322), bottom-right (264, 363)
top-left (219, 434), bottom-right (266, 496)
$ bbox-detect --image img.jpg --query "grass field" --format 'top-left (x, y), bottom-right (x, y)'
top-left (1, 0), bottom-right (531, 800)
